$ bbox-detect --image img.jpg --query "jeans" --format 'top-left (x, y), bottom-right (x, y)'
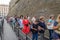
top-left (32, 33), bottom-right (38, 40)
top-left (49, 30), bottom-right (53, 40)
top-left (10, 22), bottom-right (15, 30)
top-left (12, 22), bottom-right (15, 30)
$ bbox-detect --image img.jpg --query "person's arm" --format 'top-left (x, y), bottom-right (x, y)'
top-left (38, 22), bottom-right (45, 30)
top-left (32, 24), bottom-right (37, 31)
top-left (32, 28), bottom-right (37, 31)
top-left (47, 19), bottom-right (52, 26)
top-left (47, 22), bottom-right (51, 25)
top-left (53, 26), bottom-right (58, 30)
top-left (38, 26), bottom-right (44, 30)
top-left (53, 21), bottom-right (58, 30)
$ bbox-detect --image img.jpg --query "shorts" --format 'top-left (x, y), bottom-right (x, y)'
top-left (52, 32), bottom-right (60, 39)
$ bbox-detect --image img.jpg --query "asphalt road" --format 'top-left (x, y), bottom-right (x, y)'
top-left (3, 19), bottom-right (18, 40)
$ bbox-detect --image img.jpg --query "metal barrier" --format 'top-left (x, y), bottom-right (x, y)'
top-left (10, 22), bottom-right (49, 40)
top-left (14, 26), bottom-right (32, 40)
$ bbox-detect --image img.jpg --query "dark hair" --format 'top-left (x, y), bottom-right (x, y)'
top-left (24, 16), bottom-right (27, 19)
top-left (20, 15), bottom-right (23, 18)
top-left (50, 15), bottom-right (54, 19)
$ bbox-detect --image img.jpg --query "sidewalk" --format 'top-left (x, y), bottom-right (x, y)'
top-left (3, 19), bottom-right (18, 40)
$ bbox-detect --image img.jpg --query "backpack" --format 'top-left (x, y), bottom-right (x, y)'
top-left (55, 23), bottom-right (60, 34)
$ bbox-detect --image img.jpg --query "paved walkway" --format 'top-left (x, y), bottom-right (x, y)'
top-left (3, 19), bottom-right (18, 40)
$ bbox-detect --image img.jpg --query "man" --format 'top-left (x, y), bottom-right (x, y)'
top-left (38, 16), bottom-right (46, 40)
top-left (18, 15), bottom-right (23, 29)
top-left (47, 15), bottom-right (55, 40)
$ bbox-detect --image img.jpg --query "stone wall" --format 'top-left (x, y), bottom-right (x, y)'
top-left (8, 0), bottom-right (60, 18)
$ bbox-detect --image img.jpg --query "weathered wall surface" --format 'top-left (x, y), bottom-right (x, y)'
top-left (8, 0), bottom-right (60, 18)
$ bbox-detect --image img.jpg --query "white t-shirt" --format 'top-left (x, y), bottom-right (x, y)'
top-left (47, 19), bottom-right (54, 29)
top-left (18, 19), bottom-right (23, 28)
top-left (31, 17), bottom-right (36, 23)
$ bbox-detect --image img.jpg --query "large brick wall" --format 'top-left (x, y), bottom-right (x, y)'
top-left (8, 0), bottom-right (60, 18)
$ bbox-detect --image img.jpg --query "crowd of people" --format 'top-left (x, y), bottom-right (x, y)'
top-left (6, 14), bottom-right (60, 40)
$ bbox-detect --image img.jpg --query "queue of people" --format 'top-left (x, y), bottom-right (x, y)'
top-left (6, 14), bottom-right (60, 40)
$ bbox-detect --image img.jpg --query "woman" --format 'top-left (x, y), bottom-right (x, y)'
top-left (38, 16), bottom-right (46, 40)
top-left (31, 20), bottom-right (38, 40)
top-left (22, 16), bottom-right (30, 34)
top-left (18, 15), bottom-right (23, 29)
top-left (53, 14), bottom-right (60, 40)
top-left (31, 16), bottom-right (36, 23)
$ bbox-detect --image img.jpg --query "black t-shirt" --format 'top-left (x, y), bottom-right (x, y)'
top-left (32, 23), bottom-right (38, 34)
top-left (38, 21), bottom-right (46, 33)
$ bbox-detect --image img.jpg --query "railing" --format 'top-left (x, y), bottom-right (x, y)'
top-left (14, 25), bottom-right (32, 40)
top-left (9, 22), bottom-right (49, 40)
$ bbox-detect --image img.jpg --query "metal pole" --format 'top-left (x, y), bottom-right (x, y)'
top-left (18, 28), bottom-right (19, 37)
top-left (26, 34), bottom-right (27, 40)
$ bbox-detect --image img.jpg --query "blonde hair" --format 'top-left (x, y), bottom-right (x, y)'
top-left (39, 16), bottom-right (45, 21)
top-left (56, 14), bottom-right (60, 23)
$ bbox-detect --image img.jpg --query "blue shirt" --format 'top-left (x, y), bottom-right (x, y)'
top-left (18, 19), bottom-right (23, 28)
top-left (54, 21), bottom-right (58, 26)
top-left (38, 21), bottom-right (46, 33)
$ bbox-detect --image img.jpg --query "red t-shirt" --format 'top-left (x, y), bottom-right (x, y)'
top-left (22, 19), bottom-right (30, 34)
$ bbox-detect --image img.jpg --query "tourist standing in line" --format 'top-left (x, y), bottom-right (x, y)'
top-left (14, 15), bottom-right (18, 22)
top-left (53, 14), bottom-right (60, 40)
top-left (31, 20), bottom-right (38, 40)
top-left (31, 16), bottom-right (36, 23)
top-left (9, 16), bottom-right (13, 27)
top-left (38, 16), bottom-right (46, 40)
top-left (18, 15), bottom-right (23, 30)
top-left (22, 16), bottom-right (30, 34)
top-left (12, 16), bottom-right (15, 30)
top-left (47, 15), bottom-right (55, 40)
top-left (9, 16), bottom-right (15, 29)
top-left (26, 16), bottom-right (30, 21)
